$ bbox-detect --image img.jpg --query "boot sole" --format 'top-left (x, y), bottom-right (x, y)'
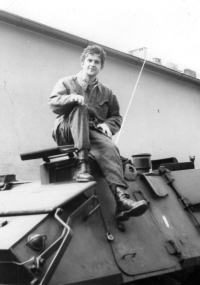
top-left (116, 202), bottom-right (148, 222)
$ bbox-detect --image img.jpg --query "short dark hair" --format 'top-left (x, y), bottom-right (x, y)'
top-left (80, 45), bottom-right (106, 67)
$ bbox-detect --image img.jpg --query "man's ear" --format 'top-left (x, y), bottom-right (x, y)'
top-left (81, 60), bottom-right (84, 68)
top-left (101, 64), bottom-right (104, 70)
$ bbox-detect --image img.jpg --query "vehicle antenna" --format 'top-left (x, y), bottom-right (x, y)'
top-left (115, 48), bottom-right (147, 145)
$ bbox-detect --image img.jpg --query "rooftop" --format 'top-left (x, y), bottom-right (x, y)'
top-left (0, 9), bottom-right (200, 87)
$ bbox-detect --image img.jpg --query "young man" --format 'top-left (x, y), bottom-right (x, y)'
top-left (49, 45), bottom-right (148, 221)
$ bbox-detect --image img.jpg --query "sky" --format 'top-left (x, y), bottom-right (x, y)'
top-left (0, 0), bottom-right (200, 74)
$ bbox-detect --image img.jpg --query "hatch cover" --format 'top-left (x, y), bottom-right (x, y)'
top-left (170, 169), bottom-right (200, 206)
top-left (95, 178), bottom-right (177, 277)
top-left (0, 181), bottom-right (96, 216)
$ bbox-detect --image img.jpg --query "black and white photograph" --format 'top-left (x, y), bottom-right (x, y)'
top-left (0, 1), bottom-right (200, 284)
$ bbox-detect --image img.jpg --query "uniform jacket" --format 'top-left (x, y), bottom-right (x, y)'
top-left (49, 72), bottom-right (122, 136)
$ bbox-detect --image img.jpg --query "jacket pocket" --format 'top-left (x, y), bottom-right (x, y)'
top-left (97, 98), bottom-right (109, 119)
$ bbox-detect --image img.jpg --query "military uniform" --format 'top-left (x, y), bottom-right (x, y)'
top-left (49, 71), bottom-right (128, 189)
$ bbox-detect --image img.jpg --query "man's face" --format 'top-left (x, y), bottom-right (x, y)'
top-left (81, 53), bottom-right (103, 79)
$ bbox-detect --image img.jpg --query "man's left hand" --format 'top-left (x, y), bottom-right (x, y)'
top-left (97, 123), bottom-right (112, 138)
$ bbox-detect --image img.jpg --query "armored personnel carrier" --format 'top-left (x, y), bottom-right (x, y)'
top-left (0, 145), bottom-right (200, 285)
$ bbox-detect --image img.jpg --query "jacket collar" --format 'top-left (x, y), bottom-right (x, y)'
top-left (76, 71), bottom-right (102, 93)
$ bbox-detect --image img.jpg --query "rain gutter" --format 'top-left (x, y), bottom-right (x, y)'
top-left (0, 9), bottom-right (200, 87)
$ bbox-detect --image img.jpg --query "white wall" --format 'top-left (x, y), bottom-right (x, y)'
top-left (0, 20), bottom-right (200, 181)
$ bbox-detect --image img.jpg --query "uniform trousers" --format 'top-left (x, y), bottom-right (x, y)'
top-left (54, 105), bottom-right (128, 189)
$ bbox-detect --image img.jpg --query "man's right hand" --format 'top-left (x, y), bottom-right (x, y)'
top-left (69, 94), bottom-right (85, 105)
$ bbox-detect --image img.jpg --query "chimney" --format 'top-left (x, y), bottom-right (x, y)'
top-left (129, 47), bottom-right (147, 59)
top-left (183, 69), bottom-right (196, 78)
top-left (165, 62), bottom-right (179, 71)
top-left (152, 58), bottom-right (162, 65)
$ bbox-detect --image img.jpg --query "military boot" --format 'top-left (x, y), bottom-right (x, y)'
top-left (76, 150), bottom-right (94, 182)
top-left (112, 186), bottom-right (148, 222)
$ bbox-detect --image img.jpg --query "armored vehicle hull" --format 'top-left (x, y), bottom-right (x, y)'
top-left (0, 146), bottom-right (200, 285)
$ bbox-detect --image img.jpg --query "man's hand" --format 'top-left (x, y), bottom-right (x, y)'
top-left (69, 94), bottom-right (85, 105)
top-left (97, 123), bottom-right (112, 138)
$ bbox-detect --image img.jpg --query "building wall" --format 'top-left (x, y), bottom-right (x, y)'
top-left (0, 20), bottom-right (200, 180)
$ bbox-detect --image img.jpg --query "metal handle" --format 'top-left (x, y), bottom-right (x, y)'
top-left (34, 195), bottom-right (99, 285)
